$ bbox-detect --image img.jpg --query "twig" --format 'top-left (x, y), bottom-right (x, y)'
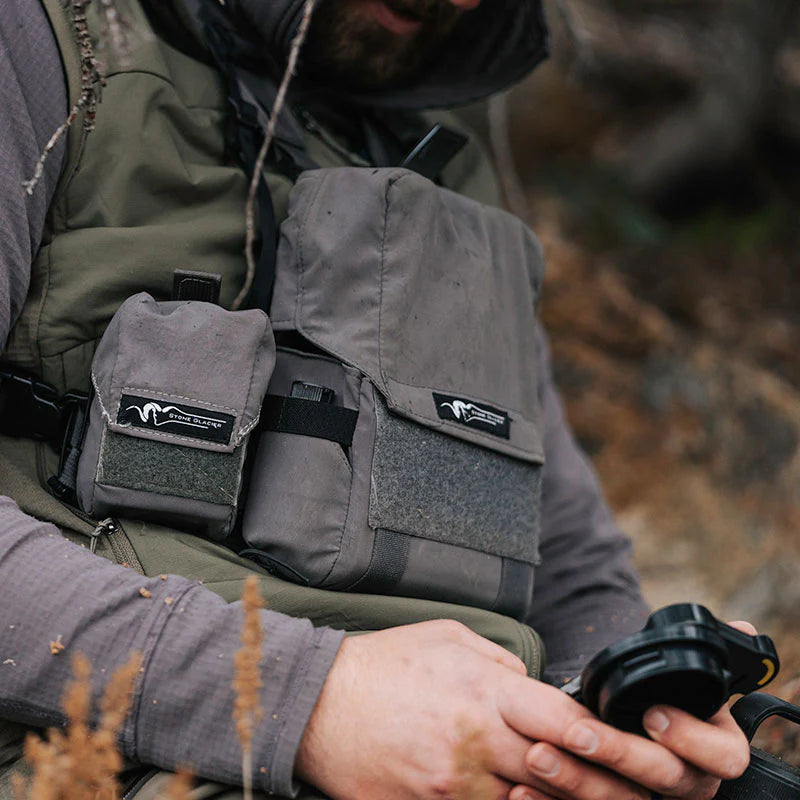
top-left (23, 109), bottom-right (81, 197)
top-left (234, 0), bottom-right (318, 311)
top-left (23, 0), bottom-right (112, 196)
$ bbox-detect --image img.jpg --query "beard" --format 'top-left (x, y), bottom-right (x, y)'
top-left (300, 0), bottom-right (465, 91)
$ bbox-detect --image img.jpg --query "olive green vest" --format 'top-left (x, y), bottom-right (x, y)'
top-left (0, 0), bottom-right (540, 674)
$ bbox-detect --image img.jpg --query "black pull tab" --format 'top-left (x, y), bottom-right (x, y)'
top-left (717, 624), bottom-right (780, 695)
top-left (172, 270), bottom-right (222, 304)
top-left (400, 124), bottom-right (468, 180)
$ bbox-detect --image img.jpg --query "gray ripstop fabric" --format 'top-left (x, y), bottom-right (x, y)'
top-left (77, 294), bottom-right (275, 539)
top-left (271, 167), bottom-right (545, 462)
top-left (98, 430), bottom-right (245, 505)
top-left (369, 394), bottom-right (542, 564)
top-left (93, 294), bottom-right (274, 454)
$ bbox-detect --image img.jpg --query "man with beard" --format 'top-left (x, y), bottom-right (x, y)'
top-left (0, 0), bottom-right (752, 798)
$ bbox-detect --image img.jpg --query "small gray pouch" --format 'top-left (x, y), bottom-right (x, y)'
top-left (76, 293), bottom-right (275, 539)
top-left (243, 167), bottom-right (545, 619)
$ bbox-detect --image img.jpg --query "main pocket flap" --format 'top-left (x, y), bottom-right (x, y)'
top-left (271, 168), bottom-right (545, 462)
top-left (91, 293), bottom-right (275, 453)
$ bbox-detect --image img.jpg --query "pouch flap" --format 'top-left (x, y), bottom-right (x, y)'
top-left (92, 293), bottom-right (274, 453)
top-left (272, 168), bottom-right (545, 462)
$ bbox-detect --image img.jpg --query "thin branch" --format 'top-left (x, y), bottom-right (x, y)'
top-left (234, 0), bottom-right (318, 311)
top-left (23, 107), bottom-right (81, 196)
top-left (23, 0), bottom-right (108, 196)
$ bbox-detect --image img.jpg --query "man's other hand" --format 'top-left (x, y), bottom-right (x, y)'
top-left (508, 620), bottom-right (756, 800)
top-left (295, 620), bottom-right (753, 799)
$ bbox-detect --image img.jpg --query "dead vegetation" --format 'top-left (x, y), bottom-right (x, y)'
top-left (14, 577), bottom-right (269, 800)
top-left (503, 0), bottom-right (800, 763)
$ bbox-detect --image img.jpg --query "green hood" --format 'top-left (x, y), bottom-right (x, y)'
top-left (148, 0), bottom-right (549, 110)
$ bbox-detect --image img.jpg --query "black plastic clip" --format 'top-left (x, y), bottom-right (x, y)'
top-left (0, 366), bottom-right (65, 441)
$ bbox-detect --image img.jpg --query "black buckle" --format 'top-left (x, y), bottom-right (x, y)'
top-left (0, 366), bottom-right (87, 442)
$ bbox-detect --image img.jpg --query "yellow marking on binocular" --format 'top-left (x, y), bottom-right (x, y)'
top-left (758, 658), bottom-right (776, 686)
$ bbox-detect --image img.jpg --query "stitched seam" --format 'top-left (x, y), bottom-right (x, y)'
top-left (234, 316), bottom-right (272, 445)
top-left (119, 387), bottom-right (238, 415)
top-left (296, 174), bottom-right (328, 334)
top-left (376, 174), bottom-right (399, 406)
top-left (106, 425), bottom-right (237, 450)
top-left (91, 372), bottom-right (112, 423)
top-left (318, 384), bottom-right (361, 586)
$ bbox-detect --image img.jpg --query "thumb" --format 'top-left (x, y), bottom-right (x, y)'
top-left (727, 620), bottom-right (758, 636)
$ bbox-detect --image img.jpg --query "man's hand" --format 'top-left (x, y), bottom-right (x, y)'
top-left (508, 620), bottom-right (757, 800)
top-left (295, 620), bottom-right (754, 800)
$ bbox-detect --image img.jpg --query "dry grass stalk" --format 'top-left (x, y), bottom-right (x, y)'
top-left (15, 651), bottom-right (142, 800)
top-left (163, 767), bottom-right (194, 800)
top-left (10, 773), bottom-right (27, 800)
top-left (232, 576), bottom-right (265, 800)
top-left (235, 0), bottom-right (318, 310)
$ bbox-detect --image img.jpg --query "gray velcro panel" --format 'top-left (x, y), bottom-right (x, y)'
top-left (369, 395), bottom-right (541, 564)
top-left (97, 430), bottom-right (244, 505)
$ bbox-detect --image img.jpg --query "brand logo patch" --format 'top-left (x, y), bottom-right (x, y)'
top-left (117, 394), bottom-right (234, 445)
top-left (433, 393), bottom-right (510, 439)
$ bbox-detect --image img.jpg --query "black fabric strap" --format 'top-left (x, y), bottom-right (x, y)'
top-left (350, 529), bottom-right (411, 594)
top-left (261, 395), bottom-right (358, 447)
top-left (172, 270), bottom-right (222, 303)
top-left (492, 557), bottom-right (535, 621)
top-left (200, 20), bottom-right (309, 313)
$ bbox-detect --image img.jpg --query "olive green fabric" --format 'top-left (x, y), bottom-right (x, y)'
top-left (3, 0), bottom-right (254, 394)
top-left (2, 0), bottom-right (500, 396)
top-left (0, 1), bottom-right (536, 794)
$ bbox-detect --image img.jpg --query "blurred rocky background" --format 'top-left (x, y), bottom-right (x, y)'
top-left (483, 0), bottom-right (800, 761)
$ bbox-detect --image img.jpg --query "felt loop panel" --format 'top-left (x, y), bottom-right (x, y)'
top-left (369, 394), bottom-right (542, 565)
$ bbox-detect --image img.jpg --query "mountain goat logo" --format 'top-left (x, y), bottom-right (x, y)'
top-left (440, 400), bottom-right (472, 421)
top-left (126, 402), bottom-right (182, 426)
top-left (438, 399), bottom-right (505, 428)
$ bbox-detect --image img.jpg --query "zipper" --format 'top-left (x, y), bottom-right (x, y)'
top-left (122, 767), bottom-right (160, 800)
top-left (89, 517), bottom-right (118, 554)
top-left (75, 509), bottom-right (145, 574)
top-left (79, 512), bottom-right (144, 574)
top-left (36, 435), bottom-right (145, 573)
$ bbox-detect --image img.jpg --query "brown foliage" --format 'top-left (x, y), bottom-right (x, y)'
top-left (16, 651), bottom-right (142, 800)
top-left (232, 576), bottom-right (265, 800)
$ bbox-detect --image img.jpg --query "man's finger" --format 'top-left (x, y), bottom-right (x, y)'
top-left (508, 784), bottom-right (561, 800)
top-left (498, 675), bottom-right (596, 741)
top-left (551, 716), bottom-right (702, 797)
top-left (522, 741), bottom-right (649, 800)
top-left (641, 704), bottom-right (751, 781)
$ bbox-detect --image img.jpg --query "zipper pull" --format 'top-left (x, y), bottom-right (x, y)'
top-left (89, 518), bottom-right (117, 554)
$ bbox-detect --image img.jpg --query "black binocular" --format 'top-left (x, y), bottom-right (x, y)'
top-left (563, 603), bottom-right (800, 798)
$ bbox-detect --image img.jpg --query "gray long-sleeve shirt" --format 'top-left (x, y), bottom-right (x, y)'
top-left (0, 0), bottom-right (648, 791)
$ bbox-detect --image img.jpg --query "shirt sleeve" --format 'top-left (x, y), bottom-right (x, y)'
top-left (0, 496), bottom-right (344, 796)
top-left (0, 0), bottom-right (68, 348)
top-left (528, 325), bottom-right (650, 686)
top-left (0, 5), bottom-right (344, 796)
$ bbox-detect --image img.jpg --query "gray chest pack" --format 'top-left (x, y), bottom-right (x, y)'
top-left (75, 167), bottom-right (546, 620)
